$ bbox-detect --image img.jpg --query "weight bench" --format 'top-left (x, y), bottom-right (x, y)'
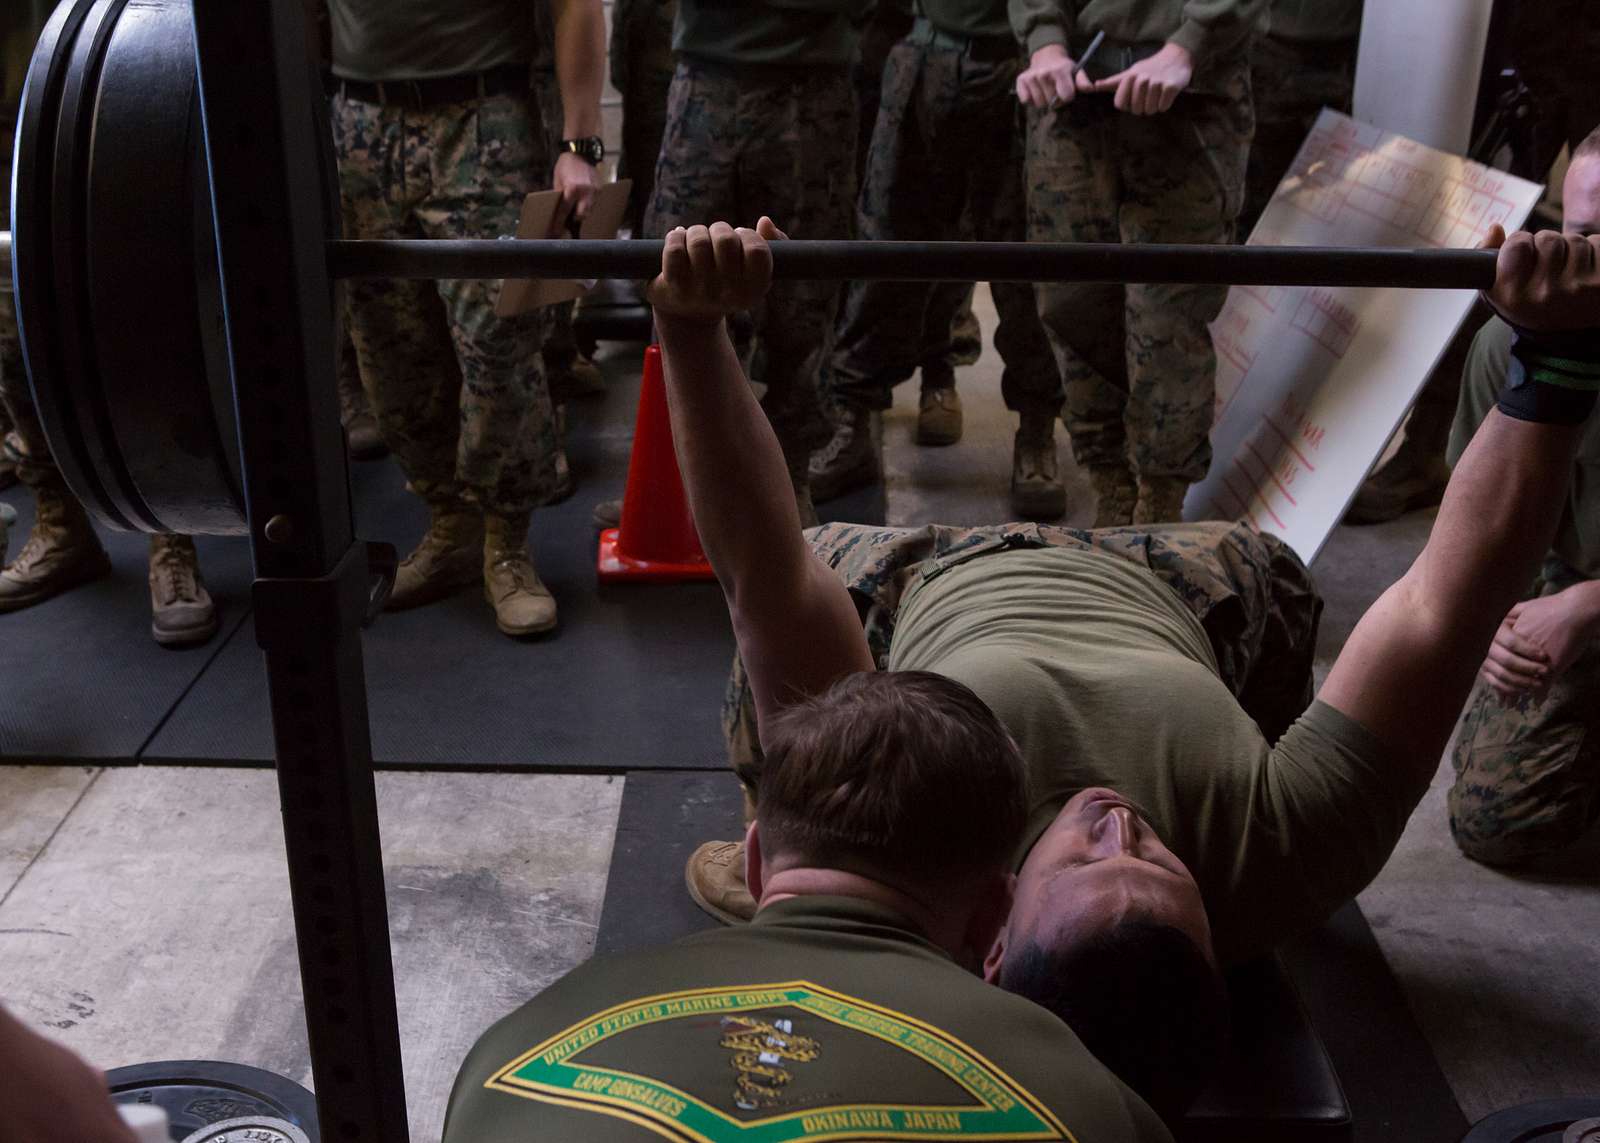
top-left (597, 771), bottom-right (1469, 1143)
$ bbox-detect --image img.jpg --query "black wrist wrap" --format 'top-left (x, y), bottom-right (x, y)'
top-left (1497, 327), bottom-right (1600, 426)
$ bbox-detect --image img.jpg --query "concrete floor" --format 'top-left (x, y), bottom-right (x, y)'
top-left (1, 287), bottom-right (1596, 1139)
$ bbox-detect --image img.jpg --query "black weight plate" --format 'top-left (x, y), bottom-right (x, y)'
top-left (87, 0), bottom-right (245, 532)
top-left (107, 1060), bottom-right (320, 1143)
top-left (45, 0), bottom-right (164, 530)
top-left (1462, 1099), bottom-right (1600, 1143)
top-left (12, 0), bottom-right (143, 530)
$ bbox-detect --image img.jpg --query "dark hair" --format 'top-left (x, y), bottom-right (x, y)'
top-left (999, 919), bottom-right (1230, 1120)
top-left (1573, 125), bottom-right (1600, 166)
top-left (757, 670), bottom-right (1028, 886)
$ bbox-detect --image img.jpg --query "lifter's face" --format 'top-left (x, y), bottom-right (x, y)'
top-left (988, 788), bottom-right (1214, 979)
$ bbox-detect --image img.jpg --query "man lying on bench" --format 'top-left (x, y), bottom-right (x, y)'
top-left (650, 219), bottom-right (1600, 1116)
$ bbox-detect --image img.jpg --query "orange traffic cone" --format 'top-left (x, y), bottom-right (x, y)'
top-left (597, 344), bottom-right (716, 583)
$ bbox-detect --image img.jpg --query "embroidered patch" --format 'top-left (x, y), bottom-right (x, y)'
top-left (485, 981), bottom-right (1070, 1142)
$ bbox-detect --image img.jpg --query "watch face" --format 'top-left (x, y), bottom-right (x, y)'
top-left (568, 137), bottom-right (603, 164)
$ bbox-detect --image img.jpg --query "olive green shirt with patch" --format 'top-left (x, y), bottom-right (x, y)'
top-left (675, 0), bottom-right (869, 70)
top-left (1447, 317), bottom-right (1600, 580)
top-left (329, 0), bottom-right (537, 81)
top-left (888, 546), bottom-right (1419, 966)
top-left (444, 897), bottom-right (1170, 1143)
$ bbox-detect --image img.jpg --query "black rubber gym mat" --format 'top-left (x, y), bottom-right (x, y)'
top-left (0, 483), bottom-right (253, 763)
top-left (595, 770), bottom-right (1466, 1142)
top-left (141, 350), bottom-right (885, 769)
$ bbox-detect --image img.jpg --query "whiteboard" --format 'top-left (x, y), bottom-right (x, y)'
top-left (1185, 110), bottom-right (1543, 563)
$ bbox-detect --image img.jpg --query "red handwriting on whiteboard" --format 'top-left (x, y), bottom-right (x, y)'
top-left (1290, 289), bottom-right (1360, 358)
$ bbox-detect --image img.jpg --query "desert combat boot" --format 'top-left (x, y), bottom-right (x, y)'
top-left (0, 486), bottom-right (112, 611)
top-left (483, 513), bottom-right (557, 637)
top-left (388, 507), bottom-right (484, 610)
top-left (148, 533), bottom-right (219, 647)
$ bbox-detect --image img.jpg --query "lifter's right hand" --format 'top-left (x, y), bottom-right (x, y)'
top-left (1016, 44), bottom-right (1088, 108)
top-left (1483, 224), bottom-right (1600, 332)
top-left (647, 219), bottom-right (781, 326)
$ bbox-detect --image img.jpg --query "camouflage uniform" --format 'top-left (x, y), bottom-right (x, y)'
top-left (828, 21), bottom-right (1060, 419)
top-left (723, 520), bottom-right (1320, 786)
top-left (1026, 61), bottom-right (1253, 484)
top-left (611, 0), bottom-right (679, 238)
top-left (333, 92), bottom-right (561, 516)
top-left (1444, 317), bottom-right (1600, 865)
top-left (1240, 0), bottom-right (1361, 237)
top-left (645, 63), bottom-right (858, 464)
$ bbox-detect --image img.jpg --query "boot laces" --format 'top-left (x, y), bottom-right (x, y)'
top-left (151, 540), bottom-right (200, 604)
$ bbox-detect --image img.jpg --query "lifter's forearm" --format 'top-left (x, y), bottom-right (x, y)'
top-left (655, 317), bottom-right (812, 603)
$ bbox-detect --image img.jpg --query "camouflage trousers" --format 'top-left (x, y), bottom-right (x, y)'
top-left (645, 60), bottom-right (857, 462)
top-left (611, 0), bottom-right (678, 238)
top-left (830, 30), bottom-right (1061, 419)
top-left (1026, 69), bottom-right (1253, 482)
top-left (333, 90), bottom-right (560, 517)
top-left (1449, 561), bottom-right (1600, 866)
top-left (723, 520), bottom-right (1321, 792)
top-left (1241, 34), bottom-right (1356, 238)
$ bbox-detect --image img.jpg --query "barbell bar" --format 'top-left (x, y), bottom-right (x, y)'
top-left (4, 228), bottom-right (1499, 289)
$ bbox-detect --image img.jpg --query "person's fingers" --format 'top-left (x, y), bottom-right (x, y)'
top-left (1115, 71), bottom-right (1137, 113)
top-left (1478, 224), bottom-right (1507, 251)
top-left (661, 226), bottom-right (690, 286)
top-left (1158, 81), bottom-right (1179, 113)
top-left (1090, 69), bottom-right (1124, 92)
top-left (685, 224), bottom-right (715, 289)
top-left (1052, 64), bottom-right (1076, 104)
top-left (1505, 600), bottom-right (1526, 622)
top-left (1136, 75), bottom-right (1155, 115)
top-left (1075, 65), bottom-right (1096, 93)
top-left (548, 193), bottom-right (576, 240)
top-left (1480, 659), bottom-right (1531, 698)
top-left (1485, 642), bottom-right (1547, 685)
top-left (710, 220), bottom-right (741, 288)
top-left (757, 215), bottom-right (789, 242)
top-left (736, 226), bottom-right (773, 295)
top-left (1496, 621), bottom-right (1550, 662)
top-left (1491, 229), bottom-right (1539, 305)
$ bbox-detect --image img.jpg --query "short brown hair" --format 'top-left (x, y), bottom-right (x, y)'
top-left (757, 671), bottom-right (1028, 886)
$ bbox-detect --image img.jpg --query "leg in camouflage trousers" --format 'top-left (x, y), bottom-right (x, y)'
top-left (1027, 70), bottom-right (1253, 522)
top-left (612, 0), bottom-right (678, 239)
top-left (1449, 568), bottom-right (1600, 867)
top-left (646, 60), bottom-right (857, 502)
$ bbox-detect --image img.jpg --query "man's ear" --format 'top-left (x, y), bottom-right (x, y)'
top-left (744, 819), bottom-right (764, 904)
top-left (970, 871), bottom-right (1014, 983)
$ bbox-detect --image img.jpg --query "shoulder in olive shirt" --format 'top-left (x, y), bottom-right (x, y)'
top-left (444, 897), bottom-right (1171, 1143)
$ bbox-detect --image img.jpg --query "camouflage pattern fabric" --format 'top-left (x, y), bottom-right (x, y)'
top-left (1026, 65), bottom-right (1253, 482)
top-left (611, 0), bottom-right (678, 237)
top-left (529, 16), bottom-right (581, 395)
top-left (644, 60), bottom-right (857, 462)
top-left (724, 520), bottom-right (1321, 789)
top-left (333, 90), bottom-right (561, 516)
top-left (1240, 31), bottom-right (1356, 237)
top-left (1448, 557), bottom-right (1600, 867)
top-left (829, 31), bottom-right (1060, 417)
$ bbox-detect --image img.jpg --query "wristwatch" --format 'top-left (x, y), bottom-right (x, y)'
top-left (561, 136), bottom-right (605, 166)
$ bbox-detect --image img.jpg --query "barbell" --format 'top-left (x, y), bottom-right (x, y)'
top-left (9, 0), bottom-right (1500, 538)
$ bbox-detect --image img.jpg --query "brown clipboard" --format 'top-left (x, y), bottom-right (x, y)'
top-left (494, 178), bottom-right (633, 316)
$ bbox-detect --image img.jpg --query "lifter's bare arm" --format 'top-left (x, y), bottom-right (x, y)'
top-left (1321, 228), bottom-right (1600, 774)
top-left (648, 220), bottom-right (874, 742)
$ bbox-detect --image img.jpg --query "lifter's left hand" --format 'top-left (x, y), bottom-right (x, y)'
top-left (1482, 224), bottom-right (1600, 331)
top-left (647, 218), bottom-right (782, 325)
top-left (550, 152), bottom-right (599, 236)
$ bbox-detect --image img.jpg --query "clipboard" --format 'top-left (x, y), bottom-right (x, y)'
top-left (494, 178), bottom-right (633, 316)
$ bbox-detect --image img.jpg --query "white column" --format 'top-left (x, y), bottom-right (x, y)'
top-left (1352, 0), bottom-right (1495, 155)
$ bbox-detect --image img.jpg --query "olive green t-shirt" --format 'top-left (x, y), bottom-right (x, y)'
top-left (329, 0), bottom-right (537, 82)
top-left (888, 546), bottom-right (1419, 965)
top-left (1447, 317), bottom-right (1600, 580)
top-left (675, 0), bottom-right (867, 70)
top-left (1008, 0), bottom-right (1268, 65)
top-left (922, 0), bottom-right (1016, 42)
top-left (443, 897), bottom-right (1172, 1143)
top-left (1265, 0), bottom-right (1362, 42)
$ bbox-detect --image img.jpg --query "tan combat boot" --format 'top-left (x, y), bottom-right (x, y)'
top-left (686, 839), bottom-right (757, 925)
top-left (1133, 476), bottom-right (1191, 525)
top-left (1090, 464), bottom-right (1138, 528)
top-left (1010, 419), bottom-right (1066, 520)
top-left (148, 533), bottom-right (218, 647)
top-left (0, 486), bottom-right (112, 611)
top-left (483, 513), bottom-right (558, 637)
top-left (916, 366), bottom-right (963, 446)
top-left (388, 507), bottom-right (484, 611)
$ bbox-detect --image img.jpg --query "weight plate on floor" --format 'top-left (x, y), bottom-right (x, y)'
top-left (14, 0), bottom-right (246, 534)
top-left (180, 1116), bottom-right (311, 1143)
top-left (107, 1060), bottom-right (320, 1143)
